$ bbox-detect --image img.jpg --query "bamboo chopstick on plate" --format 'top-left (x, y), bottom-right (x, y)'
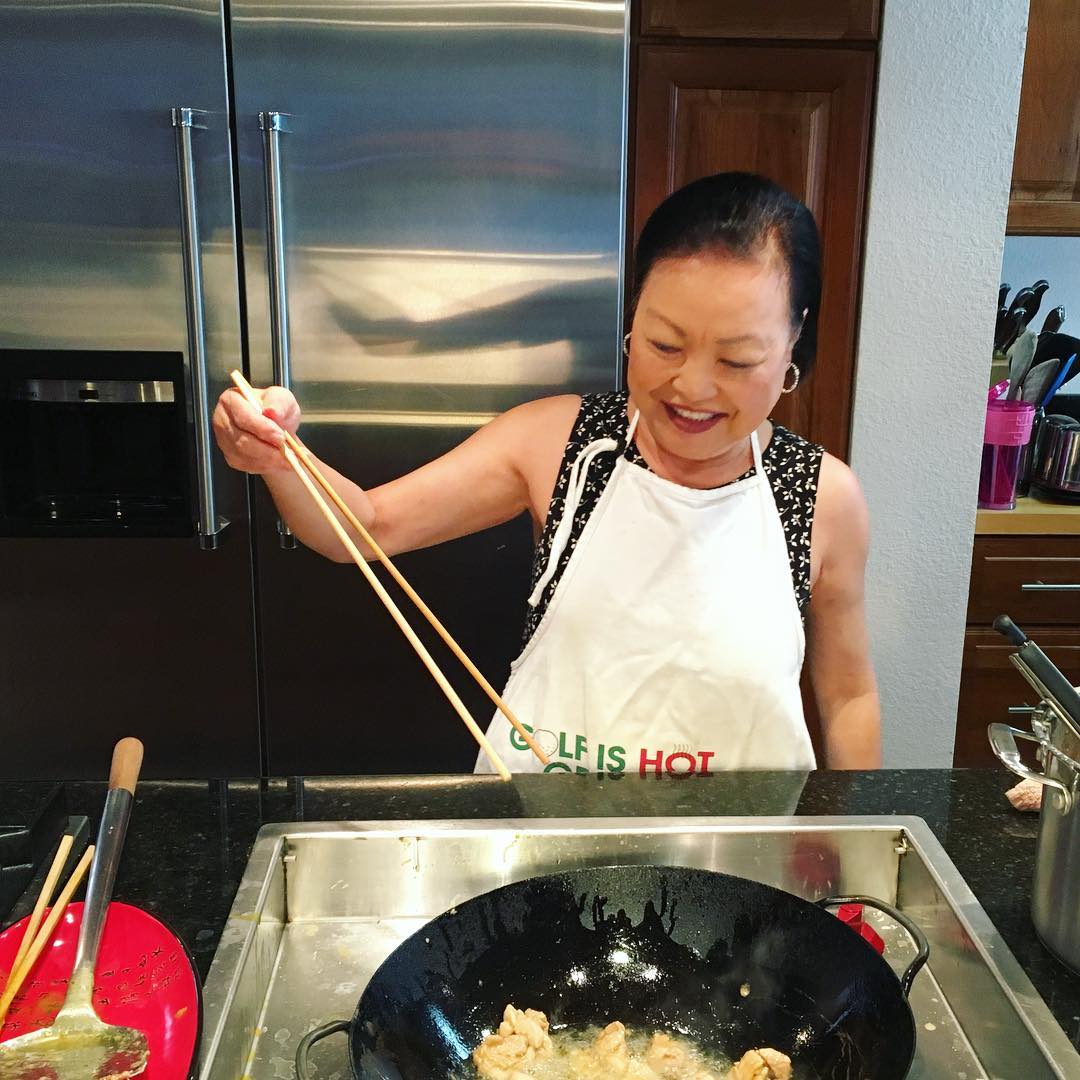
top-left (0, 844), bottom-right (95, 1029)
top-left (9, 834), bottom-right (73, 977)
top-left (229, 371), bottom-right (522, 780)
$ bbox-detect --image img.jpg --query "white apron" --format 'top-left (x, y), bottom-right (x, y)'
top-left (476, 414), bottom-right (815, 775)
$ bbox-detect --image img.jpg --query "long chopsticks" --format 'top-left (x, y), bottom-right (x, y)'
top-left (229, 371), bottom-right (548, 778)
top-left (9, 834), bottom-right (72, 978)
top-left (0, 843), bottom-right (95, 1029)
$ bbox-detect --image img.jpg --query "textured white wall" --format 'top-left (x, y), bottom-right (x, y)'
top-left (850, 0), bottom-right (1030, 767)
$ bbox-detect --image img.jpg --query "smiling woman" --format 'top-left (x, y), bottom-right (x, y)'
top-left (212, 171), bottom-right (881, 774)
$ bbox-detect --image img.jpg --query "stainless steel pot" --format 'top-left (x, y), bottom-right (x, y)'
top-left (989, 616), bottom-right (1080, 974)
top-left (1032, 413), bottom-right (1080, 501)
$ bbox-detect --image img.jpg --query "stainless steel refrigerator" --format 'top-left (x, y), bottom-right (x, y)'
top-left (0, 0), bottom-right (628, 778)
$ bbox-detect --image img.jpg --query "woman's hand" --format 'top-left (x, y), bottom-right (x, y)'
top-left (212, 384), bottom-right (301, 474)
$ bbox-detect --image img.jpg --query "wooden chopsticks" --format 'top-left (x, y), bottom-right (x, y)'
top-left (230, 371), bottom-right (549, 779)
top-left (0, 841), bottom-right (95, 1030)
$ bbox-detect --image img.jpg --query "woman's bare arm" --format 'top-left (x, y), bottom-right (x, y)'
top-left (213, 387), bottom-right (578, 561)
top-left (805, 454), bottom-right (882, 768)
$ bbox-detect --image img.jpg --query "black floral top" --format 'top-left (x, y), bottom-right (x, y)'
top-left (523, 391), bottom-right (825, 647)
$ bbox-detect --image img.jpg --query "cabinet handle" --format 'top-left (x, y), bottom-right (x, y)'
top-left (260, 110), bottom-right (297, 550)
top-left (1021, 583), bottom-right (1080, 592)
top-left (173, 107), bottom-right (228, 550)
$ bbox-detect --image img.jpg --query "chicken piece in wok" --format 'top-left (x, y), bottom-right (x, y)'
top-left (472, 1005), bottom-right (554, 1080)
top-left (727, 1047), bottom-right (792, 1080)
top-left (471, 1005), bottom-right (792, 1080)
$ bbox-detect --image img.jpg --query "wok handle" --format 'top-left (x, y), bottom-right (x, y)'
top-left (819, 895), bottom-right (929, 998)
top-left (295, 1019), bottom-right (351, 1079)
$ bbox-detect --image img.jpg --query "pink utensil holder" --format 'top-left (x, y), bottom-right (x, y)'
top-left (979, 400), bottom-right (1035, 510)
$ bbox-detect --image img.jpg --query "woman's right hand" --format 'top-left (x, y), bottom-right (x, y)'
top-left (212, 384), bottom-right (301, 474)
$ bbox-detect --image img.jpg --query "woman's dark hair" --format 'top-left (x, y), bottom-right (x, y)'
top-left (632, 172), bottom-right (822, 377)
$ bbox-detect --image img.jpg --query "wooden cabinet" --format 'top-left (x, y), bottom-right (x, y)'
top-left (640, 0), bottom-right (880, 41)
top-left (968, 536), bottom-right (1080, 626)
top-left (1008, 0), bottom-right (1080, 234)
top-left (956, 535), bottom-right (1080, 766)
top-left (631, 44), bottom-right (875, 457)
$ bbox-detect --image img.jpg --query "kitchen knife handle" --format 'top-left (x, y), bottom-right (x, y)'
top-left (173, 107), bottom-right (229, 550)
top-left (260, 110), bottom-right (298, 550)
top-left (995, 615), bottom-right (1080, 740)
top-left (993, 614), bottom-right (1027, 645)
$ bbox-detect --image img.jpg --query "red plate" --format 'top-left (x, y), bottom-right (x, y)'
top-left (0, 902), bottom-right (200, 1079)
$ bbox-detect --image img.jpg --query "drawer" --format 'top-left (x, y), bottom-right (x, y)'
top-left (639, 0), bottom-right (880, 41)
top-left (968, 536), bottom-right (1080, 627)
top-left (954, 627), bottom-right (1080, 767)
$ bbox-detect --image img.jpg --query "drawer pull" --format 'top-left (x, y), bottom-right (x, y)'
top-left (1020, 583), bottom-right (1080, 592)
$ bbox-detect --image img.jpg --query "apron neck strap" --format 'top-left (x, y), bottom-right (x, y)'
top-left (750, 428), bottom-right (764, 474)
top-left (527, 431), bottom-right (619, 607)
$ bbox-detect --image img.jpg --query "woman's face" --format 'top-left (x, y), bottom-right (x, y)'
top-left (627, 249), bottom-right (800, 465)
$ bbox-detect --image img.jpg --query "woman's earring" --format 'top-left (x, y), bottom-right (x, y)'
top-left (781, 363), bottom-right (800, 394)
top-left (623, 332), bottom-right (632, 359)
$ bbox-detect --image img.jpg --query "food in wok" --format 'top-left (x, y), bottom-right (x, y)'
top-left (471, 1004), bottom-right (792, 1080)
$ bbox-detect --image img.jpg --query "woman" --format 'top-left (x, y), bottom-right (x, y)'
top-left (214, 172), bottom-right (882, 773)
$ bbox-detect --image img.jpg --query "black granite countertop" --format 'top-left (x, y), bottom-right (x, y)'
top-left (3, 768), bottom-right (1079, 1051)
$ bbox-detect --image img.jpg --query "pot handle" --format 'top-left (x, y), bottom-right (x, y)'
top-left (819, 895), bottom-right (929, 998)
top-left (295, 1019), bottom-right (350, 1079)
top-left (988, 722), bottom-right (1074, 813)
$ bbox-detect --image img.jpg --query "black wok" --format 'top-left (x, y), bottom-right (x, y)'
top-left (297, 865), bottom-right (928, 1080)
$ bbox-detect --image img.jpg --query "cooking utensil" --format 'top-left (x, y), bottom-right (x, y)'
top-left (0, 738), bottom-right (147, 1080)
top-left (1007, 286), bottom-right (1035, 321)
top-left (8, 835), bottom-right (73, 982)
top-left (0, 844), bottom-right (93, 1029)
top-left (1032, 414), bottom-right (1080, 502)
top-left (0, 902), bottom-right (200, 1080)
top-left (230, 370), bottom-right (546, 778)
top-left (1041, 305), bottom-right (1066, 335)
top-left (1021, 280), bottom-right (1051, 329)
top-left (988, 379), bottom-right (1010, 403)
top-left (990, 617), bottom-right (1080, 974)
top-left (1006, 330), bottom-right (1038, 399)
top-left (994, 306), bottom-right (1010, 349)
top-left (296, 864), bottom-right (928, 1080)
top-left (1038, 354), bottom-right (1077, 411)
top-left (1023, 350), bottom-right (1080, 407)
top-left (997, 306), bottom-right (1026, 354)
top-left (999, 282), bottom-right (1011, 309)
top-left (1033, 331), bottom-right (1080, 370)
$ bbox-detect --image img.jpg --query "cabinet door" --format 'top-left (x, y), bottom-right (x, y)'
top-left (1008, 0), bottom-right (1080, 234)
top-left (632, 46), bottom-right (874, 457)
top-left (640, 0), bottom-right (880, 42)
top-left (955, 629), bottom-right (1080, 767)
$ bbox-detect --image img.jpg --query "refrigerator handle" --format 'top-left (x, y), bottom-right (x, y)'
top-left (260, 110), bottom-right (297, 550)
top-left (172, 107), bottom-right (228, 551)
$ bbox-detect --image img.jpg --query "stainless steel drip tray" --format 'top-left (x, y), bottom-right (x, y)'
top-left (198, 818), bottom-right (1080, 1079)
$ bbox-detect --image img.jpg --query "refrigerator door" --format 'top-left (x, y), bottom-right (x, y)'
top-left (230, 0), bottom-right (629, 772)
top-left (0, 0), bottom-right (260, 776)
